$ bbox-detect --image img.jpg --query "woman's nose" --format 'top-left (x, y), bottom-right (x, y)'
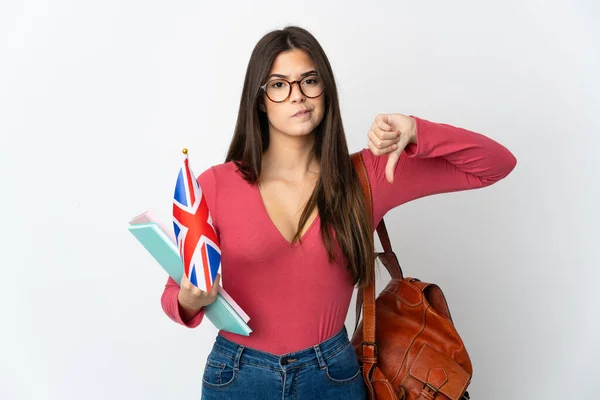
top-left (289, 81), bottom-right (306, 102)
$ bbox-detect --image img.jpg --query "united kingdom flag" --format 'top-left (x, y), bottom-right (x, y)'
top-left (172, 149), bottom-right (221, 292)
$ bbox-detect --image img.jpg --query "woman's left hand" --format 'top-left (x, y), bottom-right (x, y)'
top-left (367, 113), bottom-right (417, 183)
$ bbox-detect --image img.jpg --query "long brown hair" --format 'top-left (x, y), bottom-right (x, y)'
top-left (225, 26), bottom-right (374, 288)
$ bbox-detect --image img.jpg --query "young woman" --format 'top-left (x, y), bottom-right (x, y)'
top-left (161, 26), bottom-right (516, 399)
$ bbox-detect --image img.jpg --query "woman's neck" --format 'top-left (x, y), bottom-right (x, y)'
top-left (261, 132), bottom-right (320, 182)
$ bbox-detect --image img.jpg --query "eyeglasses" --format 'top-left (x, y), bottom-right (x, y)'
top-left (260, 74), bottom-right (325, 103)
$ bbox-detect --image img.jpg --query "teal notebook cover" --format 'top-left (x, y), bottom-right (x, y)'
top-left (128, 222), bottom-right (252, 336)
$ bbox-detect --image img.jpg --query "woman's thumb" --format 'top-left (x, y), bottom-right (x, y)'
top-left (385, 150), bottom-right (401, 183)
top-left (180, 271), bottom-right (190, 287)
top-left (210, 273), bottom-right (221, 295)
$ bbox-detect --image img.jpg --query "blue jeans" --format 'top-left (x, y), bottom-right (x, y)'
top-left (201, 325), bottom-right (367, 399)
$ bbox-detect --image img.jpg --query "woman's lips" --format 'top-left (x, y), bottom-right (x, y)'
top-left (293, 110), bottom-right (311, 117)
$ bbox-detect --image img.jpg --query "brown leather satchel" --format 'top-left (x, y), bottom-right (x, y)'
top-left (350, 151), bottom-right (473, 400)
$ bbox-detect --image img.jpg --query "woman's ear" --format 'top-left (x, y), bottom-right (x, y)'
top-left (259, 102), bottom-right (266, 113)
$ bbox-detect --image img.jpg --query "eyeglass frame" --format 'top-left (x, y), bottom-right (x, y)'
top-left (259, 74), bottom-right (325, 103)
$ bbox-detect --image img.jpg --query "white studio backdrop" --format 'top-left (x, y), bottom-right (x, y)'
top-left (1, 0), bottom-right (599, 399)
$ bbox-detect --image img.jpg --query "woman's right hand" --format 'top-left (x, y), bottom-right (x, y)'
top-left (177, 272), bottom-right (221, 314)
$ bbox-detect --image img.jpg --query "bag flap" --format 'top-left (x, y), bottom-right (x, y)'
top-left (409, 344), bottom-right (471, 400)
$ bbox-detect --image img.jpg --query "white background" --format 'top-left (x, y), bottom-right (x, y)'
top-left (1, 0), bottom-right (599, 399)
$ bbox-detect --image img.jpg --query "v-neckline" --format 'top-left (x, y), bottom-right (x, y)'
top-left (255, 182), bottom-right (320, 248)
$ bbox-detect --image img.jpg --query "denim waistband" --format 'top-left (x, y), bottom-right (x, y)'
top-left (211, 325), bottom-right (352, 371)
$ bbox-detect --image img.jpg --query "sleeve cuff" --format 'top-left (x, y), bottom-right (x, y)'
top-left (180, 306), bottom-right (205, 328)
top-left (404, 115), bottom-right (428, 157)
top-left (171, 292), bottom-right (205, 328)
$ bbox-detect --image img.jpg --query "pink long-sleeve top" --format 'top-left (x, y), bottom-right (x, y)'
top-left (160, 116), bottom-right (516, 355)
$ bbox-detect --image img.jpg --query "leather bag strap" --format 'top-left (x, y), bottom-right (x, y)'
top-left (351, 152), bottom-right (378, 395)
top-left (350, 152), bottom-right (404, 347)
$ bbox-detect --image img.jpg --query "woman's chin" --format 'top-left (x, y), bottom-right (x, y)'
top-left (279, 127), bottom-right (316, 137)
top-left (292, 130), bottom-right (316, 138)
top-left (270, 122), bottom-right (319, 138)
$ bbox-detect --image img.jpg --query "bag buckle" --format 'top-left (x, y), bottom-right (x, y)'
top-left (425, 383), bottom-right (438, 393)
top-left (361, 341), bottom-right (378, 358)
top-left (418, 383), bottom-right (438, 400)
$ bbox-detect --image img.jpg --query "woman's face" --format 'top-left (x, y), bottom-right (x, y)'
top-left (261, 49), bottom-right (325, 139)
